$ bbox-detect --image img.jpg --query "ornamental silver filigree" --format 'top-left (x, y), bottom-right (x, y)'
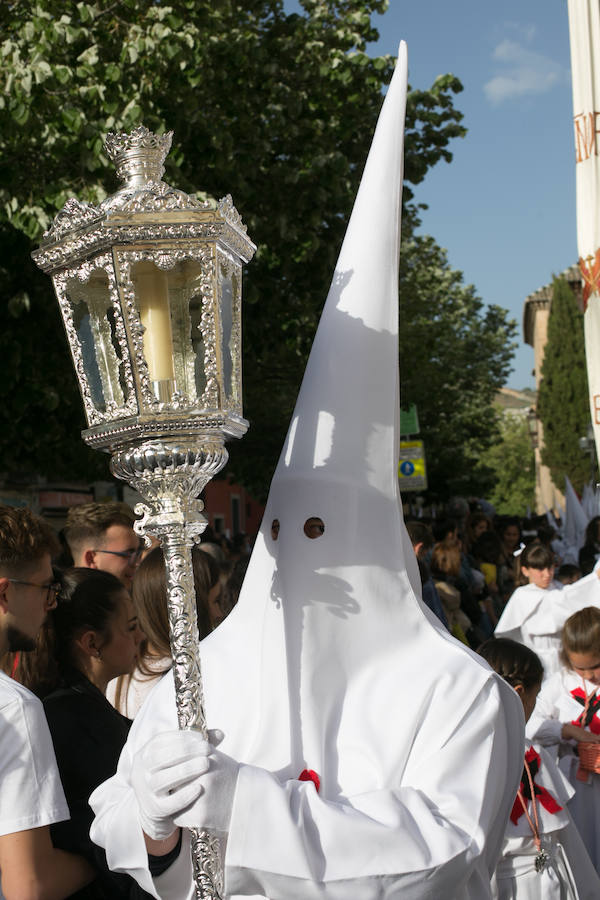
top-left (43, 197), bottom-right (101, 242)
top-left (105, 125), bottom-right (173, 186)
top-left (218, 194), bottom-right (248, 234)
top-left (106, 180), bottom-right (205, 215)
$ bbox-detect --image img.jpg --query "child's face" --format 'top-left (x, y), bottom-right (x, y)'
top-left (515, 681), bottom-right (541, 722)
top-left (522, 565), bottom-right (554, 590)
top-left (567, 651), bottom-right (600, 686)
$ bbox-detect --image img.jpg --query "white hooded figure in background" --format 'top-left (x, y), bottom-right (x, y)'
top-left (90, 43), bottom-right (524, 899)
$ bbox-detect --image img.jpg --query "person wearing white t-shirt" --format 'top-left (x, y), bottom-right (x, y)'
top-left (0, 505), bottom-right (94, 899)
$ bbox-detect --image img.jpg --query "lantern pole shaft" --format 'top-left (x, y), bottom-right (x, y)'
top-left (118, 442), bottom-right (231, 900)
top-left (160, 528), bottom-right (224, 900)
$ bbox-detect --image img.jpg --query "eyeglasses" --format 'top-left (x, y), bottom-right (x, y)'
top-left (7, 579), bottom-right (61, 607)
top-left (92, 547), bottom-right (143, 564)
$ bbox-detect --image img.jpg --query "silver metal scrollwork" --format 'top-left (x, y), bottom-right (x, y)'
top-left (112, 438), bottom-right (229, 900)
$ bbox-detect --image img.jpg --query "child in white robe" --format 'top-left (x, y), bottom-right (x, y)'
top-left (479, 637), bottom-right (600, 899)
top-left (495, 542), bottom-right (600, 680)
top-left (527, 607), bottom-right (600, 875)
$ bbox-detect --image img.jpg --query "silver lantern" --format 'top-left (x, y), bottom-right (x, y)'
top-left (33, 126), bottom-right (256, 898)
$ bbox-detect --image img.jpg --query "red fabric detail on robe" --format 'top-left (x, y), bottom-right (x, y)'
top-left (298, 769), bottom-right (321, 793)
top-left (510, 746), bottom-right (562, 825)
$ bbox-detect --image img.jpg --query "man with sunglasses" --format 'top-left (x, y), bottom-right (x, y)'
top-left (0, 504), bottom-right (94, 898)
top-left (64, 501), bottom-right (142, 590)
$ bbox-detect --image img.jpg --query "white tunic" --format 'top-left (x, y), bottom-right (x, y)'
top-left (0, 671), bottom-right (70, 898)
top-left (526, 669), bottom-right (600, 873)
top-left (90, 634), bottom-right (523, 900)
top-left (495, 576), bottom-right (600, 679)
top-left (492, 742), bottom-right (600, 899)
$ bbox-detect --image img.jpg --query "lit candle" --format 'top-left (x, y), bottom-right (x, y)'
top-left (134, 261), bottom-right (175, 383)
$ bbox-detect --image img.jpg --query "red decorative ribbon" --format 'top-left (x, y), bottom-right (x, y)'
top-left (298, 769), bottom-right (321, 793)
top-left (571, 687), bottom-right (600, 734)
top-left (510, 747), bottom-right (562, 825)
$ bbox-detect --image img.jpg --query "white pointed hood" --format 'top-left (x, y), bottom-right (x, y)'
top-left (198, 43), bottom-right (478, 785)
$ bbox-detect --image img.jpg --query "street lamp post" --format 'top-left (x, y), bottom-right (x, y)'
top-left (33, 125), bottom-right (256, 898)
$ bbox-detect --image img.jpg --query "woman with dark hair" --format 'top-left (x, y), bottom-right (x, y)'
top-left (496, 517), bottom-right (522, 603)
top-left (108, 546), bottom-right (220, 718)
top-left (35, 567), bottom-right (146, 897)
top-left (465, 511), bottom-right (492, 553)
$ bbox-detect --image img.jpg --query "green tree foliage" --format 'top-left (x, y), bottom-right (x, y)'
top-left (0, 0), bottom-right (476, 495)
top-left (0, 224), bottom-right (106, 482)
top-left (537, 277), bottom-right (590, 494)
top-left (477, 413), bottom-right (535, 516)
top-left (0, 0), bottom-right (468, 492)
top-left (399, 235), bottom-right (517, 500)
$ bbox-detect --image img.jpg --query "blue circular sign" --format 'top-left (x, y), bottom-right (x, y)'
top-left (400, 460), bottom-right (415, 476)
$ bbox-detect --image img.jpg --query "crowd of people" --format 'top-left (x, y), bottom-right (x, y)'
top-left (406, 498), bottom-right (600, 897)
top-left (1, 494), bottom-right (600, 898)
top-left (0, 501), bottom-right (250, 899)
top-left (406, 505), bottom-right (599, 648)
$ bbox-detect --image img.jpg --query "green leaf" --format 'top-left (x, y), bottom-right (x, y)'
top-left (11, 103), bottom-right (29, 124)
top-left (105, 62), bottom-right (121, 82)
top-left (7, 291), bottom-right (31, 318)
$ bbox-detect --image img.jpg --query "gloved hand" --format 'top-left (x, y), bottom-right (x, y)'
top-left (131, 729), bottom-right (211, 841)
top-left (174, 744), bottom-right (240, 835)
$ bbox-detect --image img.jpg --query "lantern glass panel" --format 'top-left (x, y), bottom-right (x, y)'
top-left (220, 272), bottom-right (233, 399)
top-left (188, 286), bottom-right (207, 401)
top-left (217, 254), bottom-right (241, 408)
top-left (128, 256), bottom-right (211, 406)
top-left (65, 268), bottom-right (126, 414)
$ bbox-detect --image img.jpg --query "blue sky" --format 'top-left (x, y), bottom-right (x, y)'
top-left (287, 1), bottom-right (576, 389)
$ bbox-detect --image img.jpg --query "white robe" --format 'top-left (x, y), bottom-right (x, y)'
top-left (90, 42), bottom-right (524, 900)
top-left (492, 742), bottom-right (600, 899)
top-left (91, 630), bottom-right (523, 900)
top-left (495, 576), bottom-right (600, 679)
top-left (527, 670), bottom-right (600, 873)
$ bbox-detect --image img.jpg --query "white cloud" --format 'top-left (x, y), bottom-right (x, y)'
top-left (484, 36), bottom-right (567, 105)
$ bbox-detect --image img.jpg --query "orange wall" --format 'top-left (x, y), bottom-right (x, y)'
top-left (202, 479), bottom-right (264, 539)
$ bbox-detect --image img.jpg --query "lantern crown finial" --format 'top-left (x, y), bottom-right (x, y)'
top-left (105, 126), bottom-right (173, 188)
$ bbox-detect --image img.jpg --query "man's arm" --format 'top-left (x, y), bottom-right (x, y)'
top-left (0, 825), bottom-right (94, 900)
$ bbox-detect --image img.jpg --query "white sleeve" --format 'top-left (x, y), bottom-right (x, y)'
top-left (0, 684), bottom-right (69, 836)
top-left (525, 675), bottom-right (566, 747)
top-left (91, 678), bottom-right (523, 900)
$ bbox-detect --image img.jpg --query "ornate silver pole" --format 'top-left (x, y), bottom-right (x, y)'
top-left (33, 126), bottom-right (256, 899)
top-left (112, 438), bottom-right (228, 898)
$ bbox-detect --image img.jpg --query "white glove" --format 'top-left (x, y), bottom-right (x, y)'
top-left (174, 744), bottom-right (239, 835)
top-left (131, 729), bottom-right (210, 841)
